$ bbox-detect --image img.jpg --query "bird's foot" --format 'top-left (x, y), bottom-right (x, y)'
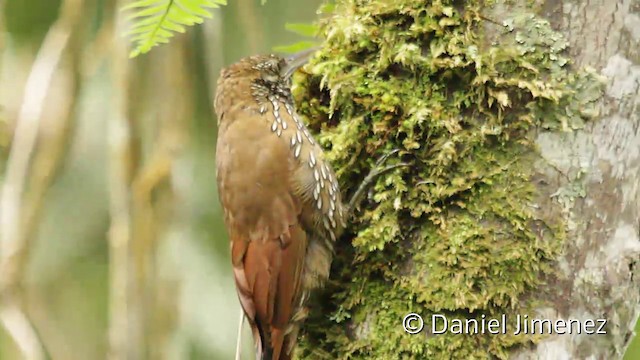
top-left (346, 149), bottom-right (409, 217)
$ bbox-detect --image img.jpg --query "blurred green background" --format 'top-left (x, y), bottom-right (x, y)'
top-left (0, 0), bottom-right (322, 358)
top-left (0, 0), bottom-right (638, 359)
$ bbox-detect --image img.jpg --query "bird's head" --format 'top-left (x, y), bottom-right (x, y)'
top-left (215, 48), bottom-right (319, 115)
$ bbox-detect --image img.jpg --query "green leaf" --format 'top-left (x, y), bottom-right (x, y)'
top-left (123, 0), bottom-right (227, 57)
top-left (284, 23), bottom-right (319, 37)
top-left (274, 22), bottom-right (320, 55)
top-left (273, 41), bottom-right (318, 54)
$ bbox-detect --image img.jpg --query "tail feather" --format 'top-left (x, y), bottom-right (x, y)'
top-left (250, 322), bottom-right (293, 360)
top-left (270, 328), bottom-right (286, 360)
top-left (250, 317), bottom-right (267, 360)
top-left (230, 206), bottom-right (307, 360)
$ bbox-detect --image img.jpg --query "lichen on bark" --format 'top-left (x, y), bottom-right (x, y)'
top-left (291, 0), bottom-right (604, 358)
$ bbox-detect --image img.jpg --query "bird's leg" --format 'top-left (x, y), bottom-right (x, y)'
top-left (345, 149), bottom-right (409, 218)
top-left (235, 310), bottom-right (244, 360)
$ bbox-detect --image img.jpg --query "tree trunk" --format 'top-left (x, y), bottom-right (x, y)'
top-left (295, 0), bottom-right (639, 358)
top-left (511, 0), bottom-right (640, 358)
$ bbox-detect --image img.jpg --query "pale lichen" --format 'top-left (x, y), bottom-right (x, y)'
top-left (291, 0), bottom-right (604, 358)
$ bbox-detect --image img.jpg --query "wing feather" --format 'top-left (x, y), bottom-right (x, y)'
top-left (218, 109), bottom-right (307, 359)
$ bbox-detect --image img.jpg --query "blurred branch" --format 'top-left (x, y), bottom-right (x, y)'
top-left (82, 9), bottom-right (115, 80)
top-left (109, 18), bottom-right (192, 360)
top-left (0, 0), bottom-right (5, 68)
top-left (22, 1), bottom-right (86, 274)
top-left (135, 36), bottom-right (192, 360)
top-left (236, 0), bottom-right (264, 53)
top-left (202, 17), bottom-right (224, 115)
top-left (108, 0), bottom-right (139, 358)
top-left (0, 0), bottom-right (85, 358)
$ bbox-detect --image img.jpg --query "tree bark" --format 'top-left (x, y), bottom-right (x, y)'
top-left (512, 0), bottom-right (640, 358)
top-left (296, 0), bottom-right (640, 358)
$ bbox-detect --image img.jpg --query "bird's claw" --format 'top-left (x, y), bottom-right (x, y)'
top-left (346, 150), bottom-right (409, 216)
top-left (374, 148), bottom-right (401, 167)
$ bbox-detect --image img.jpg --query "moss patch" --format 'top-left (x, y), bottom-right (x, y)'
top-left (291, 0), bottom-right (603, 358)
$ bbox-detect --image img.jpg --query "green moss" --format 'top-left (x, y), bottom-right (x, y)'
top-left (291, 0), bottom-right (603, 358)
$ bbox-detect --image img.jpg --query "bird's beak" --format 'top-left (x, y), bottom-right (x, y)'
top-left (280, 46), bottom-right (321, 80)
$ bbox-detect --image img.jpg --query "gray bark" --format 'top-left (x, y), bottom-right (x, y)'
top-left (505, 0), bottom-right (640, 358)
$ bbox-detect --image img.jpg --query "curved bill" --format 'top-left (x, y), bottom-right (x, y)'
top-left (280, 46), bottom-right (321, 80)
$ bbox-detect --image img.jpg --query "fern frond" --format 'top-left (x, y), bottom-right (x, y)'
top-left (123, 0), bottom-right (227, 57)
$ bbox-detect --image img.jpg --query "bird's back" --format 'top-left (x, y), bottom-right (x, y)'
top-left (214, 54), bottom-right (344, 360)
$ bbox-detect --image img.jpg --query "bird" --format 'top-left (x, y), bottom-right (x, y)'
top-left (214, 48), bottom-right (344, 360)
top-left (214, 49), bottom-right (405, 360)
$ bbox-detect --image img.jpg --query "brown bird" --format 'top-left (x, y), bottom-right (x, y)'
top-left (214, 49), bottom-right (403, 360)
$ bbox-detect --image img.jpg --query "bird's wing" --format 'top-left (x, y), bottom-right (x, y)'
top-left (217, 109), bottom-right (307, 359)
